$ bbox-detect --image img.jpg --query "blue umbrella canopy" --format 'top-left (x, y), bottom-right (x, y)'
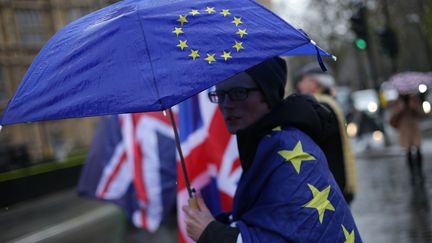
top-left (0, 0), bottom-right (332, 125)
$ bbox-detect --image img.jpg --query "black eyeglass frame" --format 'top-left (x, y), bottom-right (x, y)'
top-left (207, 87), bottom-right (260, 104)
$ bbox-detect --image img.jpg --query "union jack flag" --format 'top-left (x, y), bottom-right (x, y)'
top-left (177, 93), bottom-right (242, 243)
top-left (78, 92), bottom-right (241, 236)
top-left (78, 112), bottom-right (177, 232)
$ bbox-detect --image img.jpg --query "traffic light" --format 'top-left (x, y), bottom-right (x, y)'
top-left (378, 27), bottom-right (399, 58)
top-left (355, 38), bottom-right (367, 50)
top-left (351, 6), bottom-right (368, 50)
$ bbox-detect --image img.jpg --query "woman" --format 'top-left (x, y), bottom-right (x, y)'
top-left (390, 94), bottom-right (424, 184)
top-left (182, 57), bottom-right (362, 242)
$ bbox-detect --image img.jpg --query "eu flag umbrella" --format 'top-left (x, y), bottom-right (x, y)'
top-left (0, 0), bottom-right (333, 199)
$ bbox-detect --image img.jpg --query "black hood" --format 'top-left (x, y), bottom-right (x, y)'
top-left (236, 94), bottom-right (335, 171)
top-left (245, 57), bottom-right (287, 108)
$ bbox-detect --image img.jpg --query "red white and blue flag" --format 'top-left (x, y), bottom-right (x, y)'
top-left (78, 112), bottom-right (177, 232)
top-left (78, 92), bottom-right (241, 237)
top-left (177, 93), bottom-right (241, 243)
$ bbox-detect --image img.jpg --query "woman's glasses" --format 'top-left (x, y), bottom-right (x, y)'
top-left (208, 87), bottom-right (259, 104)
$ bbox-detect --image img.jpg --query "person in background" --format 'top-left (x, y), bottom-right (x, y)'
top-left (389, 93), bottom-right (424, 185)
top-left (295, 63), bottom-right (358, 204)
top-left (182, 57), bottom-right (362, 242)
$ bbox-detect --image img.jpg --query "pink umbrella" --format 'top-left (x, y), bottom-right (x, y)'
top-left (388, 72), bottom-right (432, 94)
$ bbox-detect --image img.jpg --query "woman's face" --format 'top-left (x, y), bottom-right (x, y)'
top-left (216, 72), bottom-right (270, 134)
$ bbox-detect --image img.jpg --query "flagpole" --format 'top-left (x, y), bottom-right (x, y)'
top-left (168, 108), bottom-right (194, 200)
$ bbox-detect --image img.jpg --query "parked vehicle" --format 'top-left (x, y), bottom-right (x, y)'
top-left (335, 88), bottom-right (387, 151)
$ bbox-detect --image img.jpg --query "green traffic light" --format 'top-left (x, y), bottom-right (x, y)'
top-left (355, 38), bottom-right (367, 49)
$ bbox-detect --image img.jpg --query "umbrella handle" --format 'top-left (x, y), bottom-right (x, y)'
top-left (168, 108), bottom-right (194, 199)
top-left (188, 197), bottom-right (199, 209)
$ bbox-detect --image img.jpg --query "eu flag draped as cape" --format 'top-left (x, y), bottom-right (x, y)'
top-left (232, 127), bottom-right (362, 242)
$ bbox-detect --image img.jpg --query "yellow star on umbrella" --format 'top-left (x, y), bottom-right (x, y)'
top-left (172, 27), bottom-right (184, 37)
top-left (177, 15), bottom-right (188, 25)
top-left (220, 51), bottom-right (232, 61)
top-left (303, 184), bottom-right (335, 224)
top-left (342, 225), bottom-right (356, 243)
top-left (220, 9), bottom-right (231, 17)
top-left (189, 49), bottom-right (200, 60)
top-left (232, 17), bottom-right (243, 26)
top-left (177, 40), bottom-right (188, 50)
top-left (204, 53), bottom-right (216, 64)
top-left (236, 28), bottom-right (248, 38)
top-left (190, 9), bottom-right (200, 16)
top-left (277, 141), bottom-right (315, 174)
top-left (205, 7), bottom-right (216, 14)
top-left (232, 41), bottom-right (244, 52)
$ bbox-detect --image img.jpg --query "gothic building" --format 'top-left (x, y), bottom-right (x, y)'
top-left (0, 0), bottom-right (118, 167)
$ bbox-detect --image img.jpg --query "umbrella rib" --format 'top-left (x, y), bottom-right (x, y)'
top-left (134, 3), bottom-right (164, 110)
top-left (134, 4), bottom-right (194, 198)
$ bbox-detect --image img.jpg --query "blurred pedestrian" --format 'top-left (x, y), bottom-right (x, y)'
top-left (182, 57), bottom-right (362, 242)
top-left (295, 63), bottom-right (357, 204)
top-left (389, 94), bottom-right (424, 185)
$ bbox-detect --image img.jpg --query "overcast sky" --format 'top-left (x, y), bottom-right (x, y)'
top-left (270, 0), bottom-right (352, 50)
top-left (270, 0), bottom-right (310, 28)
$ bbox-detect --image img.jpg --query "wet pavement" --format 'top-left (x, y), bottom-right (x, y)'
top-left (351, 141), bottom-right (432, 243)
top-left (0, 189), bottom-right (126, 243)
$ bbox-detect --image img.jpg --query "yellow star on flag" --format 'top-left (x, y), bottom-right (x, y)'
top-left (236, 28), bottom-right (248, 38)
top-left (220, 9), bottom-right (231, 17)
top-left (272, 126), bottom-right (282, 131)
top-left (277, 141), bottom-right (315, 174)
top-left (221, 51), bottom-right (232, 61)
top-left (177, 40), bottom-right (188, 50)
top-left (205, 7), bottom-right (216, 14)
top-left (189, 49), bottom-right (200, 60)
top-left (190, 9), bottom-right (200, 16)
top-left (232, 41), bottom-right (244, 52)
top-left (232, 17), bottom-right (243, 26)
top-left (342, 225), bottom-right (356, 243)
top-left (266, 126), bottom-right (282, 137)
top-left (303, 184), bottom-right (335, 224)
top-left (204, 53), bottom-right (216, 64)
top-left (177, 15), bottom-right (188, 25)
top-left (172, 27), bottom-right (184, 37)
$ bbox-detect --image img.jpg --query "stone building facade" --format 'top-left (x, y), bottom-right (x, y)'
top-left (0, 0), bottom-right (118, 166)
